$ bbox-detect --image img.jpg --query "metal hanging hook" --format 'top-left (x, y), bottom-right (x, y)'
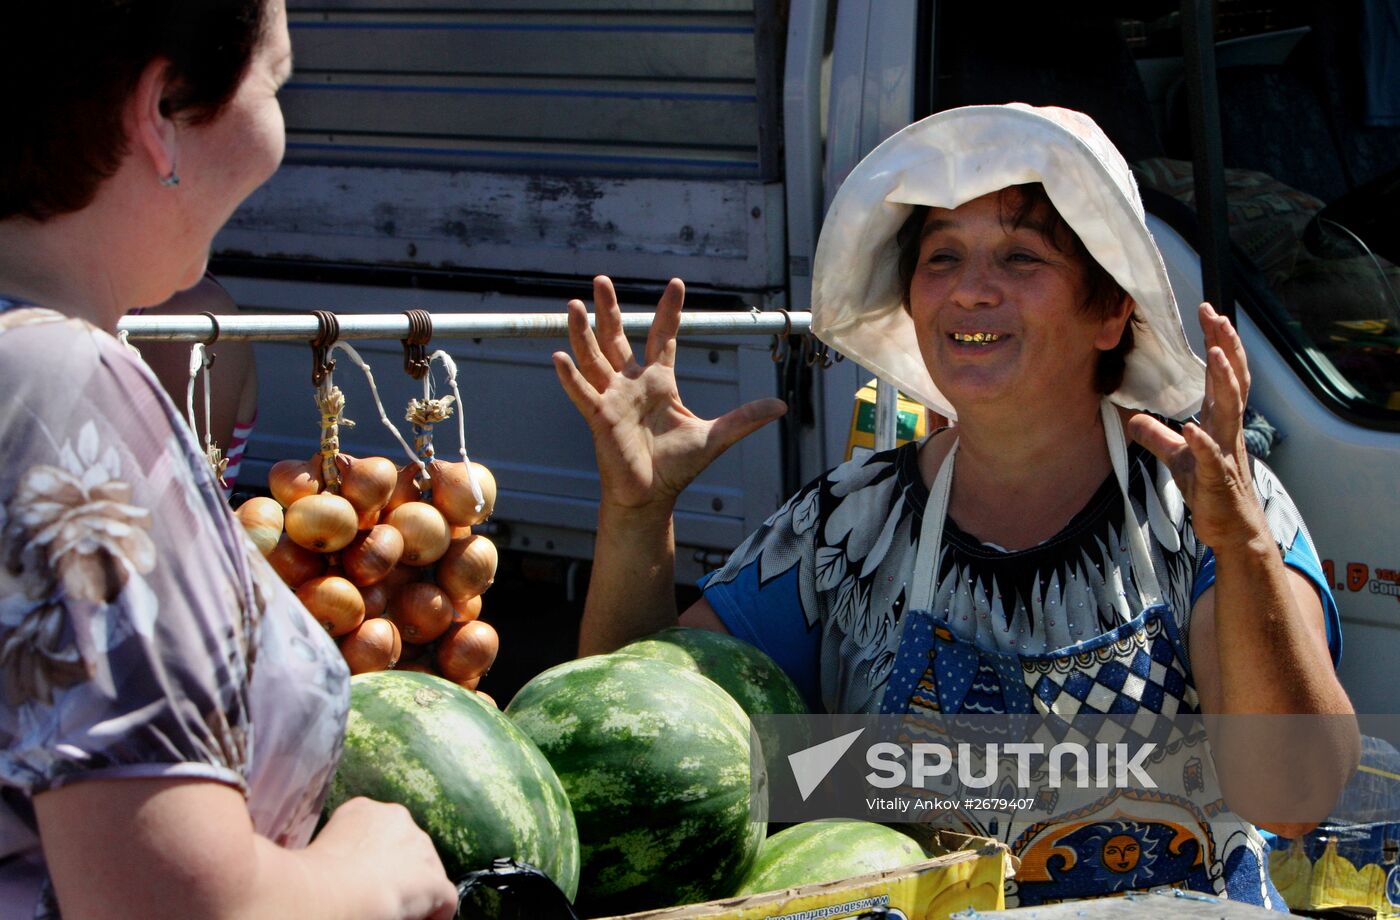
top-left (310, 310), bottom-right (339, 388)
top-left (798, 333), bottom-right (837, 369)
top-left (198, 311), bottom-right (221, 367)
top-left (401, 309), bottom-right (433, 379)
top-left (769, 309), bottom-right (792, 364)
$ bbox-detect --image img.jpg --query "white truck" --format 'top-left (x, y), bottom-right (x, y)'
top-left (214, 0), bottom-right (1400, 710)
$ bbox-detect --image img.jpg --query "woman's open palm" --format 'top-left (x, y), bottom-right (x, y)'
top-left (553, 276), bottom-right (786, 511)
top-left (1129, 302), bottom-right (1267, 550)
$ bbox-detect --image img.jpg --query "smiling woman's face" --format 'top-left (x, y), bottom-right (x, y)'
top-left (907, 188), bottom-right (1127, 416)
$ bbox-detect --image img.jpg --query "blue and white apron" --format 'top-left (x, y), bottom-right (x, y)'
top-left (880, 401), bottom-right (1282, 909)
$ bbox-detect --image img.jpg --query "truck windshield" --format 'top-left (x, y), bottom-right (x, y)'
top-left (1122, 7), bottom-right (1400, 422)
top-left (1284, 193), bottom-right (1400, 413)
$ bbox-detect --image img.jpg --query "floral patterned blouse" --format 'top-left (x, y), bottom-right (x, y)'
top-left (0, 304), bottom-right (350, 919)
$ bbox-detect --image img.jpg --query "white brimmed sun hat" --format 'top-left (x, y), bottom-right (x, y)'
top-left (811, 103), bottom-right (1205, 421)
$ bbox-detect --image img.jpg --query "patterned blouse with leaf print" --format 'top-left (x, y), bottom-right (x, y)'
top-left (0, 303), bottom-right (349, 920)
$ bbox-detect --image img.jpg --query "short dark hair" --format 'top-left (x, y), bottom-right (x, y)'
top-left (0, 1), bottom-right (271, 221)
top-left (896, 183), bottom-right (1140, 394)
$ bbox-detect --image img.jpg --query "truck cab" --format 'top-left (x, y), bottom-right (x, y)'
top-left (215, 0), bottom-right (1399, 711)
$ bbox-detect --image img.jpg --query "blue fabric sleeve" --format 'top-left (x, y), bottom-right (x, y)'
top-left (1189, 527), bottom-right (1342, 666)
top-left (700, 563), bottom-right (823, 712)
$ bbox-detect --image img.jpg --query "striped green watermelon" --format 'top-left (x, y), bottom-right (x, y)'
top-left (736, 820), bottom-right (928, 895)
top-left (505, 655), bottom-right (767, 916)
top-left (324, 670), bottom-right (580, 899)
top-left (616, 627), bottom-right (808, 717)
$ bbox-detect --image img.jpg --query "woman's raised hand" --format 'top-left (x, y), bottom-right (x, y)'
top-left (1128, 302), bottom-right (1267, 551)
top-left (553, 276), bottom-right (786, 512)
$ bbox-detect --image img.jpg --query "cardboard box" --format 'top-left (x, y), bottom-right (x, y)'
top-left (603, 831), bottom-right (1013, 920)
top-left (972, 887), bottom-right (1284, 917)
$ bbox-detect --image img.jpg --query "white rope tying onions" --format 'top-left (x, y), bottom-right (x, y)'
top-left (184, 343), bottom-right (226, 485)
top-left (115, 329), bottom-right (144, 357)
top-left (426, 349), bottom-right (484, 511)
top-left (329, 341), bottom-right (429, 485)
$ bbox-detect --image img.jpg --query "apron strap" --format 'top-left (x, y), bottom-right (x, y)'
top-left (907, 400), bottom-right (1162, 615)
top-left (908, 437), bottom-right (957, 613)
top-left (1101, 399), bottom-right (1163, 606)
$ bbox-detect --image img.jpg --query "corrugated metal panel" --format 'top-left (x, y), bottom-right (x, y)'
top-left (283, 1), bottom-right (768, 178)
top-left (217, 165), bottom-right (786, 289)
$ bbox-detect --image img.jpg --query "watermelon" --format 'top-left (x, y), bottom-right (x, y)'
top-left (324, 670), bottom-right (580, 899)
top-left (505, 655), bottom-right (767, 916)
top-left (615, 627), bottom-right (808, 717)
top-left (736, 820), bottom-right (928, 895)
top-left (617, 627), bottom-right (810, 788)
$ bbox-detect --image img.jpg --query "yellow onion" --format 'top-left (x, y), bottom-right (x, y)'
top-left (285, 493), bottom-right (359, 553)
top-left (342, 524), bottom-right (405, 586)
top-left (338, 617), bottom-right (402, 674)
top-left (475, 690), bottom-right (497, 708)
top-left (388, 581), bottom-right (454, 644)
top-left (384, 502), bottom-right (451, 566)
top-left (234, 497), bottom-right (283, 557)
top-left (428, 460), bottom-right (496, 527)
top-left (436, 619), bottom-right (498, 683)
top-left (297, 575), bottom-right (365, 637)
top-left (382, 463), bottom-right (426, 516)
top-left (378, 562), bottom-right (421, 593)
top-left (467, 462), bottom-right (497, 520)
top-left (360, 581), bottom-right (391, 619)
top-left (338, 454), bottom-right (398, 517)
top-left (449, 593), bottom-right (483, 624)
top-left (436, 534), bottom-right (497, 600)
top-left (266, 533), bottom-right (326, 588)
top-left (268, 458), bottom-right (321, 507)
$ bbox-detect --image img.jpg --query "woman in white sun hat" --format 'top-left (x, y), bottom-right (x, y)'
top-left (555, 103), bottom-right (1356, 908)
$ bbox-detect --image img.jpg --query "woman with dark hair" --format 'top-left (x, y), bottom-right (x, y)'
top-left (557, 104), bottom-right (1358, 908)
top-left (0, 4), bottom-right (455, 918)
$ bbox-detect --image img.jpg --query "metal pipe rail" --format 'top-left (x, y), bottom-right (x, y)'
top-left (117, 310), bottom-right (814, 343)
top-left (117, 307), bottom-right (895, 450)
